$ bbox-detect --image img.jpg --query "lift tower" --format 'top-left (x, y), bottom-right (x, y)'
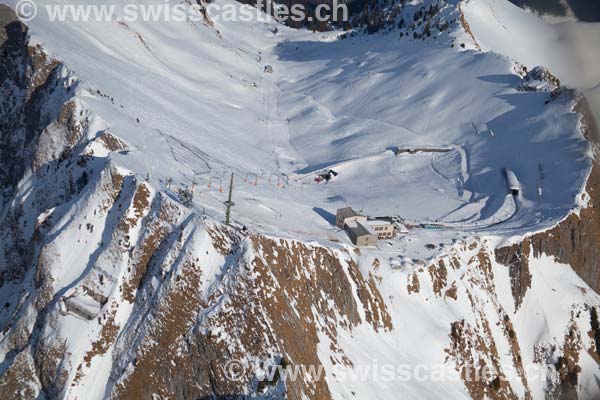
top-left (225, 173), bottom-right (234, 225)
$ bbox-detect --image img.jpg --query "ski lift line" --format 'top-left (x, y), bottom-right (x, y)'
top-left (156, 128), bottom-right (212, 174)
top-left (180, 166), bottom-right (316, 201)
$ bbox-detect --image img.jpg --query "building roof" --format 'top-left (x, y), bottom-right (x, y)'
top-left (337, 207), bottom-right (363, 219)
top-left (366, 219), bottom-right (392, 227)
top-left (346, 221), bottom-right (376, 237)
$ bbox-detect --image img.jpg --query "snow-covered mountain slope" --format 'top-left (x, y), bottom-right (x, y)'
top-left (1, 0), bottom-right (600, 399)
top-left (461, 0), bottom-right (600, 130)
top-left (0, 0), bottom-right (592, 241)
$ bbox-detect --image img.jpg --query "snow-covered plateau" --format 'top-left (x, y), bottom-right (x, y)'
top-left (1, 0), bottom-right (600, 399)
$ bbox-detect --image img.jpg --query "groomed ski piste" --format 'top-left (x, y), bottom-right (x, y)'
top-left (5, 0), bottom-right (595, 261)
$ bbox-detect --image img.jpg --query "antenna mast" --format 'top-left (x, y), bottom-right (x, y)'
top-left (225, 172), bottom-right (234, 225)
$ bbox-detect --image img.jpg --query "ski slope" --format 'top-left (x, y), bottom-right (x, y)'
top-left (7, 0), bottom-right (592, 248)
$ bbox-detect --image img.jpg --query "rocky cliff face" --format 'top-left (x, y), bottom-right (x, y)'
top-left (0, 6), bottom-right (81, 204)
top-left (107, 232), bottom-right (393, 400)
top-left (0, 5), bottom-right (86, 284)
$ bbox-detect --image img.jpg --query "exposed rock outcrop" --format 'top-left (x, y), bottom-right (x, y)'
top-left (0, 5), bottom-right (85, 287)
top-left (0, 5), bottom-right (80, 204)
top-left (519, 66), bottom-right (561, 93)
top-left (494, 240), bottom-right (532, 311)
top-left (107, 232), bottom-right (393, 400)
